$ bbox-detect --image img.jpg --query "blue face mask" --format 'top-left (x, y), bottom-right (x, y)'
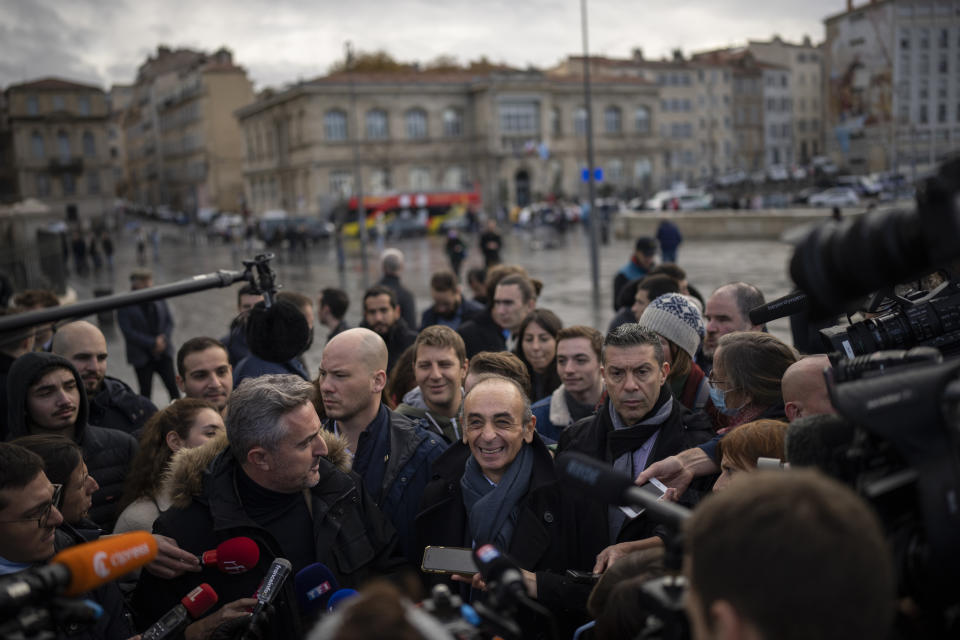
top-left (709, 384), bottom-right (742, 416)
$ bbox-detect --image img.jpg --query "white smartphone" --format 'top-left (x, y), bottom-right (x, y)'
top-left (421, 546), bottom-right (478, 576)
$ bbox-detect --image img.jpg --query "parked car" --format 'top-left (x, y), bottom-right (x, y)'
top-left (809, 187), bottom-right (860, 207)
top-left (767, 165), bottom-right (789, 181)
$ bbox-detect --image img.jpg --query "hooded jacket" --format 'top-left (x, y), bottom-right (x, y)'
top-left (5, 353), bottom-right (138, 529)
top-left (395, 386), bottom-right (461, 444)
top-left (131, 428), bottom-right (405, 639)
top-left (89, 375), bottom-right (157, 436)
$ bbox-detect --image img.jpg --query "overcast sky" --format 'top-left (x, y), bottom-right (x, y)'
top-left (0, 0), bottom-right (844, 91)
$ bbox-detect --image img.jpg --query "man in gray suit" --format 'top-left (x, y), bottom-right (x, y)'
top-left (116, 269), bottom-right (179, 401)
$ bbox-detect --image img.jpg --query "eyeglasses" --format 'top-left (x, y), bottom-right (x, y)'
top-left (0, 484), bottom-right (63, 529)
top-left (708, 374), bottom-right (730, 390)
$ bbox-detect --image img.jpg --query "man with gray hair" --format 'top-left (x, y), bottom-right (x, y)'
top-left (699, 282), bottom-right (765, 375)
top-left (378, 248), bottom-right (417, 328)
top-left (558, 324), bottom-right (713, 560)
top-left (132, 374), bottom-right (404, 637)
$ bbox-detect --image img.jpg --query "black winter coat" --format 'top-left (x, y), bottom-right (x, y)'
top-left (131, 442), bottom-right (405, 640)
top-left (415, 435), bottom-right (607, 629)
top-left (457, 309), bottom-right (506, 358)
top-left (5, 353), bottom-right (138, 530)
top-left (558, 393), bottom-right (715, 541)
top-left (88, 376), bottom-right (157, 436)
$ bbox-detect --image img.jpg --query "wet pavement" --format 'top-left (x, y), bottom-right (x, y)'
top-left (67, 218), bottom-right (796, 404)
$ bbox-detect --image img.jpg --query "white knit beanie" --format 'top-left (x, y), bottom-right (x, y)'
top-left (638, 293), bottom-right (705, 359)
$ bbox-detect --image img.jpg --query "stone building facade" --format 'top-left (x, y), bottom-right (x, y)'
top-left (3, 78), bottom-right (114, 223)
top-left (235, 70), bottom-right (664, 214)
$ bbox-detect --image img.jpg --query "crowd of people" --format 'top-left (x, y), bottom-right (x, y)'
top-left (0, 232), bottom-right (904, 640)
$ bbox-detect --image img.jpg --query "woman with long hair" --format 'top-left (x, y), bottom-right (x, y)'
top-left (512, 308), bottom-right (563, 402)
top-left (114, 398), bottom-right (224, 534)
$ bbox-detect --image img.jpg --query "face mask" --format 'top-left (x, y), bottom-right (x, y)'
top-left (709, 384), bottom-right (742, 416)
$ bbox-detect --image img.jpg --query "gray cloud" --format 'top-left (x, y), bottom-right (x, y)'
top-left (0, 0), bottom-right (840, 91)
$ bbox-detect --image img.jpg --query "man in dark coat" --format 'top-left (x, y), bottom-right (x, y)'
top-left (377, 248), bottom-right (417, 329)
top-left (51, 321), bottom-right (156, 436)
top-left (420, 270), bottom-right (484, 332)
top-left (360, 285), bottom-right (417, 375)
top-left (116, 269), bottom-right (179, 401)
top-left (559, 324), bottom-right (713, 547)
top-left (416, 375), bottom-right (606, 634)
top-left (319, 328), bottom-right (446, 564)
top-left (458, 273), bottom-right (536, 358)
top-left (479, 219), bottom-right (503, 267)
top-left (612, 236), bottom-right (657, 311)
top-left (131, 374), bottom-right (405, 639)
top-left (4, 352), bottom-right (138, 530)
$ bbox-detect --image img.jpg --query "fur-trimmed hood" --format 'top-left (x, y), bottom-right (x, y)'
top-left (162, 428), bottom-right (352, 510)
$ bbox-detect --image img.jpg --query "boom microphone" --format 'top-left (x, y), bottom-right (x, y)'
top-left (748, 290), bottom-right (807, 325)
top-left (245, 299), bottom-right (310, 363)
top-left (556, 452), bottom-right (691, 529)
top-left (140, 583), bottom-right (218, 640)
top-left (200, 537), bottom-right (260, 575)
top-left (294, 563), bottom-right (339, 617)
top-left (0, 531), bottom-right (158, 615)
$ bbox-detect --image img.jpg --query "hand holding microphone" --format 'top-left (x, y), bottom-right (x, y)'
top-left (141, 583), bottom-right (218, 640)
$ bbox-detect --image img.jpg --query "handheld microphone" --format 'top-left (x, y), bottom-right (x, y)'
top-left (556, 452), bottom-right (691, 529)
top-left (748, 290), bottom-right (807, 325)
top-left (472, 544), bottom-right (526, 602)
top-left (325, 589), bottom-right (358, 612)
top-left (200, 537), bottom-right (260, 575)
top-left (140, 583), bottom-right (218, 640)
top-left (245, 557), bottom-right (292, 638)
top-left (294, 563), bottom-right (339, 616)
top-left (0, 532), bottom-right (158, 618)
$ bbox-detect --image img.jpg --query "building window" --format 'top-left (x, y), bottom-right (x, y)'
top-left (409, 166), bottom-right (432, 190)
top-left (324, 110), bottom-right (348, 141)
top-left (499, 102), bottom-right (539, 134)
top-left (442, 165), bottom-right (466, 189)
top-left (31, 131), bottom-right (45, 158)
top-left (82, 131), bottom-right (96, 157)
top-left (62, 173), bottom-right (76, 195)
top-left (78, 95), bottom-right (90, 115)
top-left (919, 103), bottom-right (928, 124)
top-left (35, 174), bottom-right (50, 197)
top-left (940, 28), bottom-right (949, 48)
top-left (87, 170), bottom-right (100, 195)
top-left (370, 168), bottom-right (391, 195)
top-left (443, 108), bottom-right (463, 137)
top-left (405, 108), bottom-right (428, 139)
top-left (633, 157), bottom-right (651, 181)
top-left (607, 159), bottom-right (623, 185)
top-left (57, 131), bottom-right (70, 161)
top-left (634, 106), bottom-right (650, 133)
top-left (365, 109), bottom-right (389, 139)
top-left (919, 27), bottom-right (929, 49)
top-left (551, 107), bottom-right (562, 137)
top-left (330, 170), bottom-right (353, 198)
top-left (938, 103), bottom-right (947, 123)
top-left (603, 106), bottom-right (622, 134)
top-left (573, 107), bottom-right (588, 135)
top-left (52, 95), bottom-right (65, 111)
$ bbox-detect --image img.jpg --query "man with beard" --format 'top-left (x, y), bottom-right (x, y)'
top-left (420, 270), bottom-right (484, 332)
top-left (176, 337), bottom-right (233, 414)
top-left (52, 321), bottom-right (157, 435)
top-left (361, 285), bottom-right (417, 375)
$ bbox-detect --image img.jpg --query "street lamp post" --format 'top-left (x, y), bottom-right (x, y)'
top-left (581, 0), bottom-right (601, 316)
top-left (346, 41), bottom-right (369, 288)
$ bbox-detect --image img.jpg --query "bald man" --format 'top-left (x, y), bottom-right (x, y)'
top-left (318, 328), bottom-right (447, 564)
top-left (52, 321), bottom-right (157, 435)
top-left (782, 355), bottom-right (836, 422)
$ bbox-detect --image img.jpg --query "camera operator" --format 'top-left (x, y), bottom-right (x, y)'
top-left (683, 469), bottom-right (895, 640)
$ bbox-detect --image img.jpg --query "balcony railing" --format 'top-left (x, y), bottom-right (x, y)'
top-left (47, 157), bottom-right (84, 173)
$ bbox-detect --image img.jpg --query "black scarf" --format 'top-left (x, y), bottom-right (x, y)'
top-left (606, 385), bottom-right (672, 460)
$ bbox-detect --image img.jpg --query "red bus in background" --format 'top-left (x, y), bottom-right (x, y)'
top-left (341, 189), bottom-right (481, 237)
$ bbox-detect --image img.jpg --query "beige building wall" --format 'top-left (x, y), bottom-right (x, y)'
top-left (236, 72), bottom-right (663, 215)
top-left (748, 36), bottom-right (824, 163)
top-left (6, 80), bottom-right (115, 224)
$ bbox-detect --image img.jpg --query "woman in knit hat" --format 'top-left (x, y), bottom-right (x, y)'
top-left (637, 293), bottom-right (709, 411)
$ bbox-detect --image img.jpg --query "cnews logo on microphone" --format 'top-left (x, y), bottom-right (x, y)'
top-left (92, 542), bottom-right (153, 577)
top-left (93, 551), bottom-right (110, 578)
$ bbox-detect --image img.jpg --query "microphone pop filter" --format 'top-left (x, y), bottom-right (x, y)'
top-left (203, 537), bottom-right (260, 575)
top-left (294, 563), bottom-right (339, 616)
top-left (246, 299), bottom-right (310, 363)
top-left (181, 583), bottom-right (219, 618)
top-left (325, 589), bottom-right (359, 611)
